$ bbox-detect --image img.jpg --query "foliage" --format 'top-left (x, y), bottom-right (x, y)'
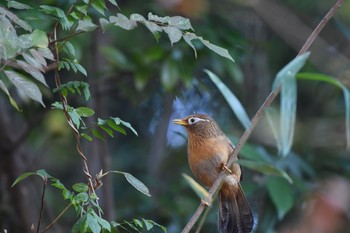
top-left (1, 0), bottom-right (349, 233)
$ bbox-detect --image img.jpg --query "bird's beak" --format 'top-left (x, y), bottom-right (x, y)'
top-left (173, 118), bottom-right (187, 126)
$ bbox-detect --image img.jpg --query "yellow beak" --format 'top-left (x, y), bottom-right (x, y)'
top-left (173, 118), bottom-right (187, 126)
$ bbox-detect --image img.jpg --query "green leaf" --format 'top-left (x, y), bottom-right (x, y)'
top-left (72, 215), bottom-right (88, 233)
top-left (5, 70), bottom-right (45, 107)
top-left (72, 183), bottom-right (89, 192)
top-left (81, 133), bottom-right (93, 141)
top-left (92, 211), bottom-right (111, 231)
top-left (91, 0), bottom-right (106, 16)
top-left (0, 79), bottom-right (20, 111)
top-left (32, 29), bottom-right (48, 48)
top-left (100, 124), bottom-right (114, 137)
top-left (76, 19), bottom-right (98, 32)
top-left (183, 173), bottom-right (211, 203)
top-left (199, 37), bottom-right (234, 62)
top-left (87, 213), bottom-right (101, 233)
top-left (64, 41), bottom-right (76, 57)
top-left (238, 159), bottom-right (293, 184)
top-left (74, 192), bottom-right (89, 203)
top-left (266, 176), bottom-right (294, 219)
top-left (272, 52), bottom-right (310, 156)
top-left (107, 119), bottom-right (126, 135)
top-left (51, 178), bottom-right (66, 190)
top-left (142, 219), bottom-right (154, 231)
top-left (117, 118), bottom-right (138, 136)
top-left (8, 1), bottom-right (32, 10)
top-left (75, 107), bottom-right (95, 117)
top-left (109, 13), bottom-right (137, 30)
top-left (92, 129), bottom-right (105, 141)
top-left (62, 189), bottom-right (72, 200)
top-left (162, 26), bottom-right (182, 45)
top-left (109, 171), bottom-right (151, 197)
top-left (11, 172), bottom-right (36, 187)
top-left (205, 69), bottom-right (250, 129)
top-left (40, 5), bottom-right (72, 30)
top-left (124, 172), bottom-right (151, 197)
top-left (297, 72), bottom-right (350, 150)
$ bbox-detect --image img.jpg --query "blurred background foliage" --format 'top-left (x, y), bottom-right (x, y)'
top-left (1, 0), bottom-right (350, 232)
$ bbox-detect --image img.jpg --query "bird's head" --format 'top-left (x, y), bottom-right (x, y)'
top-left (173, 114), bottom-right (224, 138)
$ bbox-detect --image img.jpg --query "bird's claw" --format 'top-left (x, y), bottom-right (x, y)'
top-left (201, 199), bottom-right (212, 207)
top-left (221, 163), bottom-right (233, 175)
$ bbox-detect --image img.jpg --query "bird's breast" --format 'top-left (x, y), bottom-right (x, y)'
top-left (187, 135), bottom-right (233, 187)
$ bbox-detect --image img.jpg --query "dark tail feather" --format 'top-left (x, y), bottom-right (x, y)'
top-left (218, 184), bottom-right (254, 233)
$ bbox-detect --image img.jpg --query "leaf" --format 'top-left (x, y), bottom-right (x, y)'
top-left (183, 173), bottom-right (211, 203)
top-left (205, 69), bottom-right (250, 129)
top-left (40, 5), bottom-right (72, 30)
top-left (72, 183), bottom-right (89, 192)
top-left (272, 52), bottom-right (310, 156)
top-left (0, 79), bottom-right (20, 111)
top-left (109, 13), bottom-right (137, 30)
top-left (76, 19), bottom-right (98, 32)
top-left (87, 213), bottom-right (101, 233)
top-left (0, 16), bottom-right (20, 60)
top-left (8, 1), bottom-right (32, 10)
top-left (5, 70), bottom-right (45, 107)
top-left (266, 176), bottom-right (294, 219)
top-left (107, 119), bottom-right (126, 135)
top-left (16, 60), bottom-right (47, 86)
top-left (92, 211), bottom-right (111, 231)
top-left (11, 172), bottom-right (36, 187)
top-left (75, 107), bottom-right (95, 117)
top-left (32, 29), bottom-right (48, 48)
top-left (168, 16), bottom-right (193, 30)
top-left (38, 47), bottom-right (54, 60)
top-left (115, 117), bottom-right (138, 136)
top-left (91, 0), bottom-right (106, 16)
top-left (100, 17), bottom-right (112, 32)
top-left (123, 172), bottom-right (151, 197)
top-left (107, 0), bottom-right (119, 7)
top-left (162, 26), bottom-right (182, 46)
top-left (297, 72), bottom-right (350, 150)
top-left (109, 171), bottom-right (151, 197)
top-left (238, 159), bottom-right (293, 184)
top-left (12, 169), bottom-right (50, 187)
top-left (183, 32), bottom-right (198, 57)
top-left (64, 41), bottom-right (76, 57)
top-left (1, 7), bottom-right (32, 31)
top-left (74, 192), bottom-right (89, 203)
top-left (199, 37), bottom-right (234, 62)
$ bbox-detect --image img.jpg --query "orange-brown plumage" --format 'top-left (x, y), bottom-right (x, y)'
top-left (173, 114), bottom-right (253, 233)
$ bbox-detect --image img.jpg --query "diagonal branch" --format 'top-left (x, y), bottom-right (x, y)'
top-left (181, 0), bottom-right (344, 232)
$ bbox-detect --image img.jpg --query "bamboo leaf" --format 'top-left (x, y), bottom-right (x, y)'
top-left (205, 69), bottom-right (250, 129)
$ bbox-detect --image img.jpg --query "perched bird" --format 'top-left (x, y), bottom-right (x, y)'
top-left (173, 114), bottom-right (253, 233)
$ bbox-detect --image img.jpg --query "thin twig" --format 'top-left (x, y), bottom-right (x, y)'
top-left (36, 176), bottom-right (47, 233)
top-left (181, 0), bottom-right (344, 232)
top-left (40, 203), bottom-right (73, 233)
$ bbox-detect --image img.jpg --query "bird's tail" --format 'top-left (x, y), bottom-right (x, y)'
top-left (218, 184), bottom-right (254, 233)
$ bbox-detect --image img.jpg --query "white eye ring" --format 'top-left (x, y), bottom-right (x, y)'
top-left (187, 117), bottom-right (208, 125)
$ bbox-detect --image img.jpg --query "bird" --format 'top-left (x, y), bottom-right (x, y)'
top-left (173, 114), bottom-right (254, 233)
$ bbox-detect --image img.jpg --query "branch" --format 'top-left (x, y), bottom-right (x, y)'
top-left (181, 0), bottom-right (344, 232)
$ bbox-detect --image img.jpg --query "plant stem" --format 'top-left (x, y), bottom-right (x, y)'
top-left (40, 203), bottom-right (73, 233)
top-left (36, 176), bottom-right (47, 233)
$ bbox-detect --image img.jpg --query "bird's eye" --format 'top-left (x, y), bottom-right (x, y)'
top-left (188, 117), bottom-right (199, 125)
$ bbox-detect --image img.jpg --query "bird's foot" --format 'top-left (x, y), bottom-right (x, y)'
top-left (221, 163), bottom-right (233, 175)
